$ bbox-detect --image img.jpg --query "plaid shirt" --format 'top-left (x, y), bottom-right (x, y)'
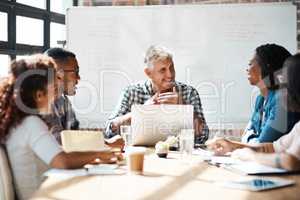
top-left (42, 95), bottom-right (79, 144)
top-left (105, 80), bottom-right (209, 143)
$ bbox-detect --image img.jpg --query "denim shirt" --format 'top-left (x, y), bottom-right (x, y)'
top-left (246, 90), bottom-right (300, 143)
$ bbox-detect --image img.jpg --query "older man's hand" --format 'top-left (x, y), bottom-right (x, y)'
top-left (144, 93), bottom-right (159, 105)
top-left (157, 87), bottom-right (182, 104)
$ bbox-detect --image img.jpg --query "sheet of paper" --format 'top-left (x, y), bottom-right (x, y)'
top-left (192, 149), bottom-right (237, 164)
top-left (61, 130), bottom-right (110, 152)
top-left (85, 164), bottom-right (123, 175)
top-left (44, 164), bottom-right (124, 178)
top-left (210, 156), bottom-right (241, 165)
top-left (192, 148), bottom-right (214, 160)
top-left (43, 169), bottom-right (88, 179)
top-left (224, 161), bottom-right (287, 175)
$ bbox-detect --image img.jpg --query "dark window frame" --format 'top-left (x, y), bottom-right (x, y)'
top-left (0, 0), bottom-right (75, 60)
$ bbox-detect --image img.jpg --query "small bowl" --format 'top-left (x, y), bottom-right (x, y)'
top-left (156, 153), bottom-right (168, 158)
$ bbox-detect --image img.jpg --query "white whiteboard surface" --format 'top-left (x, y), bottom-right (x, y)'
top-left (66, 3), bottom-right (297, 129)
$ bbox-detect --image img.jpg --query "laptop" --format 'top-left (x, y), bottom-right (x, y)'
top-left (131, 104), bottom-right (193, 146)
top-left (61, 130), bottom-right (110, 153)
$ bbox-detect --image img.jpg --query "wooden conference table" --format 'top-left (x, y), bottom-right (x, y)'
top-left (31, 150), bottom-right (300, 200)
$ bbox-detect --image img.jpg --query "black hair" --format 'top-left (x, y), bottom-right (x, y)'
top-left (44, 48), bottom-right (76, 63)
top-left (284, 53), bottom-right (300, 112)
top-left (255, 44), bottom-right (291, 90)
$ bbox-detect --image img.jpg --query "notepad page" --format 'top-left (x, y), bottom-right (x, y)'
top-left (61, 130), bottom-right (109, 152)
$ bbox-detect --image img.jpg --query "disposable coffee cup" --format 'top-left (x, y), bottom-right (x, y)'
top-left (125, 147), bottom-right (146, 174)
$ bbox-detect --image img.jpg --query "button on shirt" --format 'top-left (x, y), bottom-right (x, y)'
top-left (105, 80), bottom-right (209, 143)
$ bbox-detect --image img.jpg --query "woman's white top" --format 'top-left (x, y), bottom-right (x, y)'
top-left (274, 121), bottom-right (300, 160)
top-left (5, 116), bottom-right (62, 200)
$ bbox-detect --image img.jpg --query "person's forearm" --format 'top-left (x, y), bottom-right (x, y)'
top-left (229, 140), bottom-right (249, 151)
top-left (50, 151), bottom-right (115, 169)
top-left (250, 143), bottom-right (274, 153)
top-left (229, 141), bottom-right (274, 153)
top-left (111, 113), bottom-right (132, 132)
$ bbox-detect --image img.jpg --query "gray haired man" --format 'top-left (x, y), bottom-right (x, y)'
top-left (105, 45), bottom-right (209, 144)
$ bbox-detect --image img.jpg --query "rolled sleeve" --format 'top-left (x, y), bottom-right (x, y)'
top-left (28, 117), bottom-right (63, 165)
top-left (189, 88), bottom-right (209, 143)
top-left (105, 87), bottom-right (132, 138)
top-left (30, 133), bottom-right (63, 165)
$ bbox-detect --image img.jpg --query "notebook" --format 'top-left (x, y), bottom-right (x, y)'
top-left (61, 130), bottom-right (110, 153)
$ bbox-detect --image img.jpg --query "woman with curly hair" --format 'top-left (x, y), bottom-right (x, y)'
top-left (0, 54), bottom-right (120, 200)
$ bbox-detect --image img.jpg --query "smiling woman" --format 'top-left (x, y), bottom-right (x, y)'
top-left (242, 44), bottom-right (300, 144)
top-left (206, 53), bottom-right (300, 171)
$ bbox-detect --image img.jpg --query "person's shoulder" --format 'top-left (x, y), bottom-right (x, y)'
top-left (123, 81), bottom-right (147, 92)
top-left (266, 90), bottom-right (281, 107)
top-left (269, 90), bottom-right (280, 99)
top-left (54, 95), bottom-right (65, 103)
top-left (294, 121), bottom-right (300, 130)
top-left (255, 94), bottom-right (264, 103)
top-left (22, 115), bottom-right (48, 129)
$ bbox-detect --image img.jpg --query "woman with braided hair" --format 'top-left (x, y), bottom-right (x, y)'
top-left (207, 53), bottom-right (300, 171)
top-left (1, 54), bottom-right (121, 200)
top-left (241, 44), bottom-right (300, 143)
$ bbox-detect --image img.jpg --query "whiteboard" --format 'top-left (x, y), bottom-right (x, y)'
top-left (66, 3), bottom-right (297, 129)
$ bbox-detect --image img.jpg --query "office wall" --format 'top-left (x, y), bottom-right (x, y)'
top-left (80, 0), bottom-right (300, 49)
top-left (67, 4), bottom-right (296, 129)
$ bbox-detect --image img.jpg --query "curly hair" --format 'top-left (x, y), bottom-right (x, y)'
top-left (0, 54), bottom-right (57, 142)
top-left (255, 44), bottom-right (291, 90)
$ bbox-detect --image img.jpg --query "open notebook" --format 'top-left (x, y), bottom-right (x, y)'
top-left (61, 130), bottom-right (110, 153)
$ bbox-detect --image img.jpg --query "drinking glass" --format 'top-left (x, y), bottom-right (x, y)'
top-left (120, 125), bottom-right (132, 148)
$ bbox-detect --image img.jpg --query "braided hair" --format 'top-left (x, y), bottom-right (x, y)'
top-left (255, 44), bottom-right (291, 90)
top-left (0, 54), bottom-right (56, 142)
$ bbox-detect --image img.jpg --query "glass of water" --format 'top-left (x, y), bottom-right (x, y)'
top-left (179, 129), bottom-right (195, 156)
top-left (120, 125), bottom-right (132, 148)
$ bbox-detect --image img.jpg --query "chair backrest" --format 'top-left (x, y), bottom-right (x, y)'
top-left (0, 145), bottom-right (14, 200)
